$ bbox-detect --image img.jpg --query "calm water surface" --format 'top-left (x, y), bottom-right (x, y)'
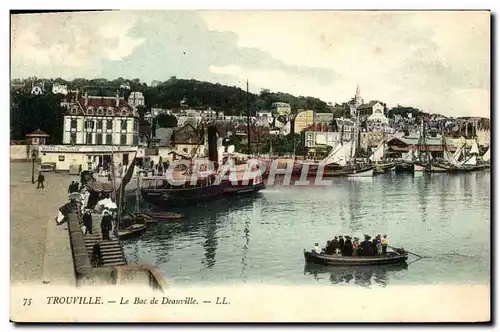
top-left (123, 171), bottom-right (491, 287)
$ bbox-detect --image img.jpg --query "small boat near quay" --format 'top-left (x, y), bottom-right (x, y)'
top-left (346, 166), bottom-right (374, 177)
top-left (118, 223), bottom-right (149, 240)
top-left (303, 249), bottom-right (408, 266)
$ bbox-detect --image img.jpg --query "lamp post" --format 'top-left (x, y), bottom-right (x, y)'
top-left (31, 150), bottom-right (37, 184)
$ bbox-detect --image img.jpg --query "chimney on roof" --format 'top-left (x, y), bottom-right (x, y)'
top-left (116, 90), bottom-right (120, 107)
top-left (76, 89), bottom-right (79, 101)
top-left (84, 91), bottom-right (88, 107)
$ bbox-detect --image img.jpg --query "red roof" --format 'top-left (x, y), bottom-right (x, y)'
top-left (64, 93), bottom-right (138, 117)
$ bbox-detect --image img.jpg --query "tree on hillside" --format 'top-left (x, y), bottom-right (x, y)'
top-left (10, 92), bottom-right (64, 144)
top-left (156, 114), bottom-right (178, 128)
top-left (387, 105), bottom-right (422, 119)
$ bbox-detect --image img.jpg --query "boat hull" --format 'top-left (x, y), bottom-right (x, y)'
top-left (141, 180), bottom-right (265, 207)
top-left (395, 162), bottom-right (414, 174)
top-left (304, 251), bottom-right (408, 266)
top-left (347, 167), bottom-right (374, 177)
top-left (119, 224), bottom-right (149, 240)
top-left (413, 162), bottom-right (426, 172)
top-left (428, 164), bottom-right (455, 173)
top-left (373, 162), bottom-right (396, 174)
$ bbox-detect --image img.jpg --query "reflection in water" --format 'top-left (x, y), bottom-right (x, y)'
top-left (416, 174), bottom-right (431, 222)
top-left (303, 262), bottom-right (409, 287)
top-left (201, 212), bottom-right (218, 269)
top-left (122, 173), bottom-right (489, 287)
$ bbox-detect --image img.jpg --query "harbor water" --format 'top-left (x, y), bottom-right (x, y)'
top-left (122, 171), bottom-right (491, 287)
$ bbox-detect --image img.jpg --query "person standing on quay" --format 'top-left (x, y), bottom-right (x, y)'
top-left (92, 240), bottom-right (103, 268)
top-left (338, 235), bottom-right (345, 255)
top-left (100, 210), bottom-right (113, 240)
top-left (36, 171), bottom-right (45, 189)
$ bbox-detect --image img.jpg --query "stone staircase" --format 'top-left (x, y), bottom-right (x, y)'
top-left (79, 211), bottom-right (127, 267)
top-left (83, 234), bottom-right (127, 267)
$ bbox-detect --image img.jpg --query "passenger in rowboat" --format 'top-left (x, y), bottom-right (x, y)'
top-left (323, 241), bottom-right (332, 254)
top-left (330, 236), bottom-right (340, 254)
top-left (375, 234), bottom-right (383, 255)
top-left (360, 235), bottom-right (373, 256)
top-left (313, 243), bottom-right (322, 254)
top-left (372, 236), bottom-right (379, 256)
top-left (343, 236), bottom-right (353, 256)
top-left (338, 236), bottom-right (345, 255)
top-left (352, 237), bottom-right (360, 256)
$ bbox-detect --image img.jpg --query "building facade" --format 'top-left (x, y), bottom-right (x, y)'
top-left (293, 110), bottom-right (314, 133)
top-left (314, 112), bottom-right (334, 125)
top-left (61, 90), bottom-right (140, 146)
top-left (271, 102), bottom-right (292, 117)
top-left (476, 129), bottom-right (490, 147)
top-left (39, 145), bottom-right (142, 171)
top-left (303, 131), bottom-right (356, 148)
top-left (52, 83), bottom-right (68, 95)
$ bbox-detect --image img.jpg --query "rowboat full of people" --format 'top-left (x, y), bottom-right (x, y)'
top-left (304, 234), bottom-right (409, 266)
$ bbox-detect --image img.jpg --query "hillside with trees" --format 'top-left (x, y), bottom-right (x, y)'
top-left (11, 76), bottom-right (478, 144)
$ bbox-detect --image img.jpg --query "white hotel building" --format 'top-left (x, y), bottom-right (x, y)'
top-left (40, 90), bottom-right (142, 171)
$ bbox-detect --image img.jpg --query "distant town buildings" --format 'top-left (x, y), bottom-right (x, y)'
top-left (271, 102), bottom-right (292, 117)
top-left (127, 91), bottom-right (145, 109)
top-left (292, 110), bottom-right (314, 134)
top-left (52, 83), bottom-right (68, 95)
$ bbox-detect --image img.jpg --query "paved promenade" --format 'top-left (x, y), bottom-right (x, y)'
top-left (10, 162), bottom-right (76, 286)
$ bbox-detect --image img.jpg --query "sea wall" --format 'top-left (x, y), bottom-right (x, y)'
top-left (66, 213), bottom-right (93, 286)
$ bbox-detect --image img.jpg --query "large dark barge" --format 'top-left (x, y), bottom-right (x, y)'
top-left (141, 125), bottom-right (265, 207)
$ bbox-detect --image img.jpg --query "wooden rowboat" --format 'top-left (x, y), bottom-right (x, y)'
top-left (303, 249), bottom-right (408, 266)
top-left (118, 223), bottom-right (149, 240)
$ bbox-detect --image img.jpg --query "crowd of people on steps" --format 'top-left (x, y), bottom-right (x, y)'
top-left (313, 234), bottom-right (390, 256)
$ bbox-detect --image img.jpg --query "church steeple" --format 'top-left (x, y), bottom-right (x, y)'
top-left (354, 84), bottom-right (363, 108)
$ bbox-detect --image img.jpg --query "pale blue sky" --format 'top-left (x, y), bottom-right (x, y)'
top-left (11, 10), bottom-right (490, 117)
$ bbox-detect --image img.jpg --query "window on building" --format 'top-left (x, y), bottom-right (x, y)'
top-left (106, 134), bottom-right (112, 145)
top-left (58, 155), bottom-right (65, 161)
top-left (87, 108), bottom-right (94, 116)
top-left (106, 109), bottom-right (114, 116)
top-left (120, 134), bottom-right (127, 145)
top-left (96, 133), bottom-right (103, 145)
top-left (97, 120), bottom-right (103, 130)
top-left (70, 119), bottom-right (77, 129)
top-left (133, 135), bottom-right (139, 146)
top-left (106, 120), bottom-right (113, 131)
top-left (121, 120), bottom-right (127, 131)
top-left (86, 133), bottom-right (92, 144)
top-left (97, 107), bottom-right (104, 116)
top-left (70, 133), bottom-right (77, 144)
top-left (85, 120), bottom-right (94, 131)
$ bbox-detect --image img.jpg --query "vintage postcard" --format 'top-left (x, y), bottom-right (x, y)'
top-left (9, 9), bottom-right (491, 323)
